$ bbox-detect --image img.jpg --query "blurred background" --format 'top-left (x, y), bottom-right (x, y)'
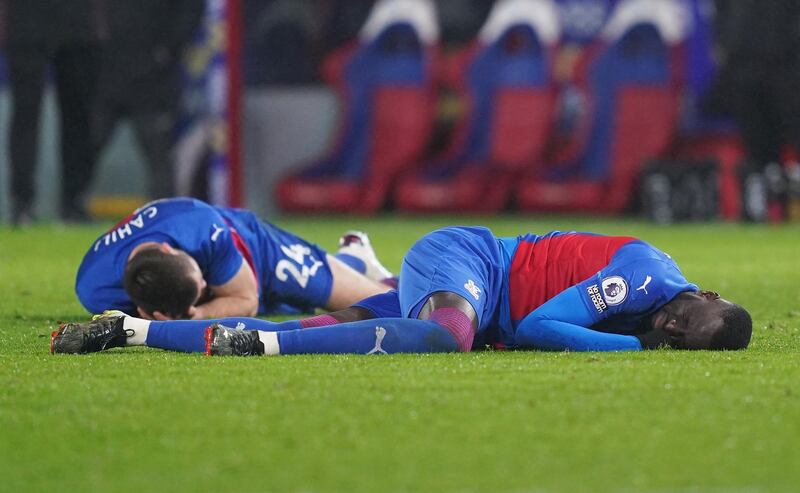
top-left (1, 0), bottom-right (799, 225)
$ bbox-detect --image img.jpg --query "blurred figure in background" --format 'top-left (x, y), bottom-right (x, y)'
top-left (1, 0), bottom-right (103, 224)
top-left (91, 0), bottom-right (204, 201)
top-left (709, 0), bottom-right (800, 222)
top-left (245, 0), bottom-right (321, 86)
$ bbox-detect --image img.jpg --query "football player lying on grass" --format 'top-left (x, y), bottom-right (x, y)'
top-left (75, 197), bottom-right (395, 320)
top-left (53, 227), bottom-right (752, 355)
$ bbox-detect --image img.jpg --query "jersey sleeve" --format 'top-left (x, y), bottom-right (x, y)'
top-left (514, 287), bottom-right (643, 351)
top-left (573, 252), bottom-right (698, 326)
top-left (181, 207), bottom-right (244, 286)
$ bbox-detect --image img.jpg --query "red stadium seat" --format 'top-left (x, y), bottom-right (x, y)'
top-left (517, 13), bottom-right (685, 213)
top-left (276, 0), bottom-right (439, 214)
top-left (395, 0), bottom-right (559, 213)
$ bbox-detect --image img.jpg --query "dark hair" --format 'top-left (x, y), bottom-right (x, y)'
top-left (710, 303), bottom-right (753, 350)
top-left (123, 248), bottom-right (199, 318)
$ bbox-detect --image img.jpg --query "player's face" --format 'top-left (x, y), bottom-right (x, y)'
top-left (649, 291), bottom-right (731, 349)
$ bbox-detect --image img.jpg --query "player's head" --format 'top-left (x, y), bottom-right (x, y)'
top-left (123, 243), bottom-right (207, 318)
top-left (650, 290), bottom-right (752, 350)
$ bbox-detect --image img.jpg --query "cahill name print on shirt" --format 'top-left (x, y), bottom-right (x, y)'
top-left (92, 204), bottom-right (159, 252)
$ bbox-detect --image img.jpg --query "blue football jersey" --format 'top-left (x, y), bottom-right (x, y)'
top-left (75, 198), bottom-right (332, 315)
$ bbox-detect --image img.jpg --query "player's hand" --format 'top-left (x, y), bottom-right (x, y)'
top-left (151, 310), bottom-right (178, 321)
top-left (137, 306), bottom-right (159, 321)
top-left (635, 325), bottom-right (673, 350)
top-left (187, 305), bottom-right (205, 320)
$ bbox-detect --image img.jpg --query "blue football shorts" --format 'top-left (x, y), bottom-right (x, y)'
top-left (398, 226), bottom-right (505, 331)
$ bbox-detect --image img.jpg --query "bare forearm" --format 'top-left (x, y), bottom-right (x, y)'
top-left (193, 296), bottom-right (258, 319)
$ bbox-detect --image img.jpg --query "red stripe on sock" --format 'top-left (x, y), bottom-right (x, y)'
top-left (429, 308), bottom-right (475, 352)
top-left (299, 314), bottom-right (340, 328)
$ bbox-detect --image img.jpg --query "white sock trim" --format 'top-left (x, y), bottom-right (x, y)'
top-left (123, 317), bottom-right (151, 346)
top-left (257, 331), bottom-right (280, 355)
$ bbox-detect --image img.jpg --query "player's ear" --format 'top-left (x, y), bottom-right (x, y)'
top-left (157, 243), bottom-right (175, 254)
top-left (137, 306), bottom-right (156, 320)
top-left (699, 290), bottom-right (720, 300)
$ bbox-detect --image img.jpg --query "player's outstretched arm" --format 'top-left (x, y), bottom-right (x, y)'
top-left (515, 287), bottom-right (643, 352)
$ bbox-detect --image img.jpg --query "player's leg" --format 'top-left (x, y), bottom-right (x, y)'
top-left (50, 305), bottom-right (378, 355)
top-left (246, 291), bottom-right (477, 355)
top-left (249, 310), bottom-right (460, 356)
top-left (51, 312), bottom-right (280, 355)
top-left (212, 291), bottom-right (477, 356)
top-left (324, 254), bottom-right (393, 310)
top-left (53, 41), bottom-right (99, 220)
top-left (131, 108), bottom-right (177, 199)
top-left (260, 222), bottom-right (392, 313)
top-left (143, 306), bottom-right (379, 354)
top-left (7, 41), bottom-right (47, 224)
top-left (206, 291), bottom-right (404, 355)
top-left (414, 291), bottom-right (478, 352)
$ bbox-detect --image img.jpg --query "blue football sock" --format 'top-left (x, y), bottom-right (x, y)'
top-left (276, 317), bottom-right (458, 355)
top-left (145, 317), bottom-right (298, 353)
top-left (334, 253), bottom-right (367, 274)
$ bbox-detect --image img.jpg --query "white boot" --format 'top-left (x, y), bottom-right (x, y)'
top-left (337, 230), bottom-right (394, 281)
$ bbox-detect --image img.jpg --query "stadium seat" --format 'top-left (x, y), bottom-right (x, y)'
top-left (674, 131), bottom-right (745, 221)
top-left (517, 0), bottom-right (687, 213)
top-left (276, 0), bottom-right (439, 214)
top-left (395, 0), bottom-right (559, 213)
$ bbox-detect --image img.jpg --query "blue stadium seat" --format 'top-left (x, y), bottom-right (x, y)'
top-left (277, 0), bottom-right (439, 214)
top-left (517, 5), bottom-right (686, 213)
top-left (395, 0), bottom-right (560, 213)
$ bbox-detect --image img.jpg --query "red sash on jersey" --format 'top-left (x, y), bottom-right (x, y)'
top-left (108, 212), bottom-right (136, 232)
top-left (224, 219), bottom-right (259, 289)
top-left (507, 234), bottom-right (636, 321)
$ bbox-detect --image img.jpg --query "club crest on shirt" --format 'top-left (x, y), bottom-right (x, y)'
top-left (601, 276), bottom-right (628, 305)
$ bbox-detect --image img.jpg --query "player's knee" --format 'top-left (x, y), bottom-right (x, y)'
top-left (427, 307), bottom-right (476, 352)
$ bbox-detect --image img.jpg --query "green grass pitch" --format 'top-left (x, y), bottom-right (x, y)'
top-left (1, 216), bottom-right (799, 492)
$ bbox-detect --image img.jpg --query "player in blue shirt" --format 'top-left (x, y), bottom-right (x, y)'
top-left (54, 226), bottom-right (752, 355)
top-left (74, 197), bottom-right (394, 320)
